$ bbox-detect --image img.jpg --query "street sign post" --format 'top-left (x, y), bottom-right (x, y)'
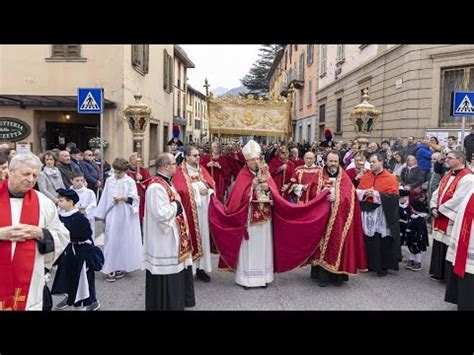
top-left (78, 88), bottom-right (105, 191)
top-left (453, 91), bottom-right (474, 146)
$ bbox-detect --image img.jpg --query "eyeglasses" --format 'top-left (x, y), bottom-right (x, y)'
top-left (167, 162), bottom-right (177, 166)
top-left (191, 154), bottom-right (200, 157)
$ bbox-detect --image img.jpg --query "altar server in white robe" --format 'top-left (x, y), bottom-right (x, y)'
top-left (95, 158), bottom-right (142, 282)
top-left (69, 171), bottom-right (97, 240)
top-left (143, 153), bottom-right (195, 310)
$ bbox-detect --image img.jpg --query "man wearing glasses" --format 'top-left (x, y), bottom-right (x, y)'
top-left (430, 151), bottom-right (474, 282)
top-left (172, 145), bottom-right (216, 283)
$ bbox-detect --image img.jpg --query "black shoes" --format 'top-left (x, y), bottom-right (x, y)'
top-left (196, 269), bottom-right (211, 282)
top-left (377, 269), bottom-right (388, 277)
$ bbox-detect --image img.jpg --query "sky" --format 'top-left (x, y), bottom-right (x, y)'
top-left (180, 45), bottom-right (261, 93)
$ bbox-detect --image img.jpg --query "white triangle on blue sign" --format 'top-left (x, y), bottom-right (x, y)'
top-left (80, 92), bottom-right (100, 110)
top-left (455, 95), bottom-right (474, 113)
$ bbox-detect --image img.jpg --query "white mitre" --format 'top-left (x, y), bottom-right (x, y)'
top-left (242, 139), bottom-right (261, 160)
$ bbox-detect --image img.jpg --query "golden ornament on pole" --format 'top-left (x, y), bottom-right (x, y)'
top-left (349, 88), bottom-right (381, 142)
top-left (123, 93), bottom-right (152, 173)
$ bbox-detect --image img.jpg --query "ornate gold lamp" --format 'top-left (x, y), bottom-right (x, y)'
top-left (349, 89), bottom-right (381, 144)
top-left (123, 93), bottom-right (152, 169)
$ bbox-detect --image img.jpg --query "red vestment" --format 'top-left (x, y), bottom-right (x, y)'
top-left (309, 168), bottom-right (368, 275)
top-left (0, 181), bottom-right (39, 311)
top-left (127, 166), bottom-right (153, 223)
top-left (269, 156), bottom-right (295, 197)
top-left (201, 154), bottom-right (231, 202)
top-left (172, 163), bottom-right (215, 261)
top-left (208, 167), bottom-right (332, 273)
top-left (289, 165), bottom-right (321, 204)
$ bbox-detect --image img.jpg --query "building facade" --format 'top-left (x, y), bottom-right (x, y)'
top-left (315, 44), bottom-right (474, 143)
top-left (268, 44), bottom-right (319, 144)
top-left (187, 85), bottom-right (208, 144)
top-left (0, 44), bottom-right (177, 169)
top-left (173, 45), bottom-right (195, 143)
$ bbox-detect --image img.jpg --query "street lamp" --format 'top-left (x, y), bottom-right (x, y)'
top-left (349, 88), bottom-right (381, 145)
top-left (123, 93), bottom-right (152, 170)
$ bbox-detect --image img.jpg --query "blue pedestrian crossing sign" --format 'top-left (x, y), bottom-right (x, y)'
top-left (78, 88), bottom-right (103, 114)
top-left (453, 91), bottom-right (474, 116)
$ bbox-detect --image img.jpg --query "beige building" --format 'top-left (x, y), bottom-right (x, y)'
top-left (187, 85), bottom-right (208, 144)
top-left (0, 44), bottom-right (177, 170)
top-left (268, 44), bottom-right (319, 143)
top-left (315, 44), bottom-right (474, 142)
top-left (173, 45), bottom-right (195, 143)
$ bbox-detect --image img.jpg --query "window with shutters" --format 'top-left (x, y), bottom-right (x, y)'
top-left (132, 45), bottom-right (149, 75)
top-left (149, 123), bottom-right (160, 163)
top-left (47, 45), bottom-right (86, 62)
top-left (336, 45), bottom-right (345, 63)
top-left (299, 88), bottom-right (304, 111)
top-left (307, 79), bottom-right (313, 106)
top-left (336, 98), bottom-right (342, 133)
top-left (319, 104), bottom-right (326, 123)
top-left (307, 45), bottom-right (314, 66)
top-left (320, 45), bottom-right (327, 77)
top-left (163, 49), bottom-right (173, 93)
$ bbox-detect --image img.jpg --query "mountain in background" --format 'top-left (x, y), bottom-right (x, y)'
top-left (210, 87), bottom-right (229, 96)
top-left (222, 85), bottom-right (249, 97)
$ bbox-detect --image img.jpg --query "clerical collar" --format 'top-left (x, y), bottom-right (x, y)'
top-left (304, 164), bottom-right (317, 169)
top-left (186, 162), bottom-right (199, 173)
top-left (8, 188), bottom-right (26, 198)
top-left (157, 172), bottom-right (172, 185)
top-left (325, 167), bottom-right (339, 177)
top-left (451, 168), bottom-right (465, 176)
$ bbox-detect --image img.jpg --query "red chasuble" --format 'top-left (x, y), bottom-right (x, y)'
top-left (201, 154), bottom-right (231, 202)
top-left (269, 156), bottom-right (296, 197)
top-left (291, 158), bottom-right (304, 168)
top-left (0, 181), bottom-right (39, 311)
top-left (127, 166), bottom-right (153, 222)
top-left (289, 165), bottom-right (321, 204)
top-left (172, 163), bottom-right (215, 261)
top-left (309, 168), bottom-right (368, 275)
top-left (208, 167), bottom-right (332, 273)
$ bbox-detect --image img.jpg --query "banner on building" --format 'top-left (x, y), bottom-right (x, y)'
top-left (208, 95), bottom-right (291, 137)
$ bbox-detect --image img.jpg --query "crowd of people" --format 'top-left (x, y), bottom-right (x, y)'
top-left (1, 126), bottom-right (474, 311)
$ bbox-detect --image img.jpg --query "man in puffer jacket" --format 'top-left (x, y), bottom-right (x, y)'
top-left (415, 139), bottom-right (432, 183)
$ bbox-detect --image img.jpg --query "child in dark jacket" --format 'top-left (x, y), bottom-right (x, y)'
top-left (51, 188), bottom-right (100, 311)
top-left (405, 199), bottom-right (429, 271)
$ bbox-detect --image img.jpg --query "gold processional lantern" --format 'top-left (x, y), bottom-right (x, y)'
top-left (123, 93), bottom-right (152, 167)
top-left (349, 88), bottom-right (381, 147)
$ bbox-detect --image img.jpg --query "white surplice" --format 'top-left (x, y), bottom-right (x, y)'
top-left (430, 173), bottom-right (474, 245)
top-left (143, 178), bottom-right (193, 275)
top-left (185, 163), bottom-right (214, 274)
top-left (95, 175), bottom-right (142, 274)
top-left (70, 185), bottom-right (97, 240)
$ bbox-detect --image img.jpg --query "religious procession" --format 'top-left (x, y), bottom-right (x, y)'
top-left (1, 44), bottom-right (474, 311)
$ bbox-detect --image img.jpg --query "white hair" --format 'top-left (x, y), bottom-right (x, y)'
top-left (9, 153), bottom-right (42, 171)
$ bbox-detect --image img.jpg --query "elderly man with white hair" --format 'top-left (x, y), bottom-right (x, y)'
top-left (0, 153), bottom-right (69, 310)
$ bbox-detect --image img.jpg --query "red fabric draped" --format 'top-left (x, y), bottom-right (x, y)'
top-left (310, 169), bottom-right (367, 275)
top-left (172, 163), bottom-right (215, 261)
top-left (201, 154), bottom-right (231, 202)
top-left (291, 158), bottom-right (304, 168)
top-left (208, 167), bottom-right (333, 273)
top-left (127, 166), bottom-right (153, 222)
top-left (453, 193), bottom-right (474, 278)
top-left (0, 181), bottom-right (39, 311)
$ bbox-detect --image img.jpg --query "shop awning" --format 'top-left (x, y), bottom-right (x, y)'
top-left (0, 95), bottom-right (116, 109)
